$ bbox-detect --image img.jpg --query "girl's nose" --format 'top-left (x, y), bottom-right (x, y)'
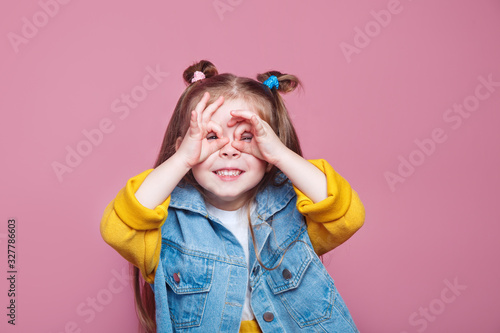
top-left (219, 141), bottom-right (240, 158)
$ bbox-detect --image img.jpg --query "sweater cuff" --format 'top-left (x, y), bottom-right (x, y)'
top-left (294, 159), bottom-right (352, 222)
top-left (114, 169), bottom-right (170, 230)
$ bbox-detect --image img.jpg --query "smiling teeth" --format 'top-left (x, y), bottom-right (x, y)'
top-left (216, 170), bottom-right (241, 176)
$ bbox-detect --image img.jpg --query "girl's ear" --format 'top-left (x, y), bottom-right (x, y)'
top-left (175, 137), bottom-right (183, 151)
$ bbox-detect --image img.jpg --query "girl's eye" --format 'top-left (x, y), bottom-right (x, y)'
top-left (206, 133), bottom-right (218, 140)
top-left (240, 134), bottom-right (253, 142)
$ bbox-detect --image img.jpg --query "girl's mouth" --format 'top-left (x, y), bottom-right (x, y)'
top-left (214, 169), bottom-right (243, 178)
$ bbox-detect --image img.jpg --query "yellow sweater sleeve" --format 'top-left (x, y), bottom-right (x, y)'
top-left (100, 169), bottom-right (170, 284)
top-left (294, 159), bottom-right (365, 256)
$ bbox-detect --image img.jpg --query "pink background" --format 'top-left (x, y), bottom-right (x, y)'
top-left (1, 0), bottom-right (500, 332)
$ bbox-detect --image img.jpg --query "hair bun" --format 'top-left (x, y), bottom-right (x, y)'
top-left (257, 71), bottom-right (301, 93)
top-left (183, 60), bottom-right (219, 85)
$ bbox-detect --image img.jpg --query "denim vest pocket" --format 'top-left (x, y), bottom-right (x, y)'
top-left (266, 242), bottom-right (334, 327)
top-left (163, 245), bottom-right (214, 329)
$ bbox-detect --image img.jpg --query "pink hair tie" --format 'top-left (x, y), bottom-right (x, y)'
top-left (191, 71), bottom-right (205, 83)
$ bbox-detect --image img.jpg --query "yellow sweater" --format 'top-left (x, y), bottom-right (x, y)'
top-left (101, 159), bottom-right (365, 332)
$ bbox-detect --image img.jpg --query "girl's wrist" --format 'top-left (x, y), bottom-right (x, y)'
top-left (270, 144), bottom-right (295, 170)
top-left (170, 151), bottom-right (194, 173)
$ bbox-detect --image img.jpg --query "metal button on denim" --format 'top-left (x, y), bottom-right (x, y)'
top-left (263, 312), bottom-right (274, 322)
top-left (282, 269), bottom-right (292, 280)
top-left (173, 272), bottom-right (180, 283)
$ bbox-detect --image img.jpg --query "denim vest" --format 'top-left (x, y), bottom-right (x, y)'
top-left (152, 180), bottom-right (359, 333)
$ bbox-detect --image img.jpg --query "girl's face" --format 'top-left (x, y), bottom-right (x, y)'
top-left (191, 98), bottom-right (268, 211)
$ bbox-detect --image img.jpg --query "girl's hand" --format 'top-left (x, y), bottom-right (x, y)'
top-left (228, 110), bottom-right (287, 166)
top-left (229, 109), bottom-right (328, 204)
top-left (176, 92), bottom-right (229, 168)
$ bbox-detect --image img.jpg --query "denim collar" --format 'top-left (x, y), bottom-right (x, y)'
top-left (168, 179), bottom-right (295, 225)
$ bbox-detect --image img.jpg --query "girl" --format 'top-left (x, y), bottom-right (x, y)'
top-left (100, 60), bottom-right (365, 333)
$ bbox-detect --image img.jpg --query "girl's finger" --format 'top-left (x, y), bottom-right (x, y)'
top-left (201, 95), bottom-right (224, 124)
top-left (233, 121), bottom-right (252, 140)
top-left (193, 92), bottom-right (210, 126)
top-left (205, 137), bottom-right (229, 158)
top-left (188, 110), bottom-right (201, 137)
top-left (227, 117), bottom-right (244, 127)
top-left (194, 92), bottom-right (210, 115)
top-left (231, 113), bottom-right (266, 138)
top-left (231, 140), bottom-right (252, 155)
top-left (212, 137), bottom-right (230, 151)
top-left (206, 120), bottom-right (224, 140)
top-left (230, 110), bottom-right (258, 118)
top-left (250, 115), bottom-right (266, 137)
top-left (227, 110), bottom-right (259, 126)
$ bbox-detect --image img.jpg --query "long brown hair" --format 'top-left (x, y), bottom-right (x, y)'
top-left (133, 60), bottom-right (303, 332)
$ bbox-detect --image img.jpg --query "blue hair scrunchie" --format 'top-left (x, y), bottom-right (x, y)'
top-left (263, 75), bottom-right (279, 90)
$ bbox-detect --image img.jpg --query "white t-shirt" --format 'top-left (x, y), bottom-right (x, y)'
top-left (205, 203), bottom-right (255, 321)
